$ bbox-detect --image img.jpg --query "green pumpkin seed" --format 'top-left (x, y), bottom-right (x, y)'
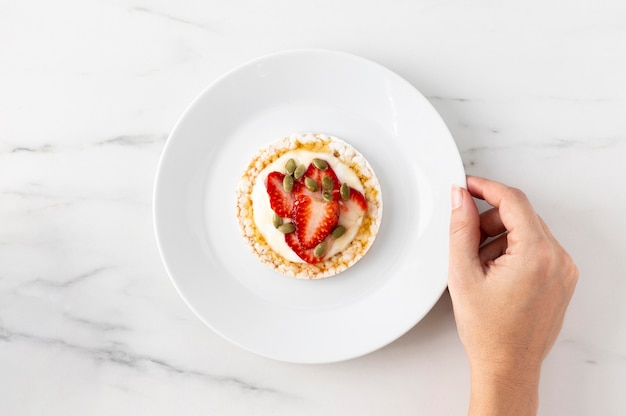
top-left (293, 164), bottom-right (306, 180)
top-left (312, 158), bottom-right (328, 170)
top-left (340, 183), bottom-right (350, 201)
top-left (314, 241), bottom-right (328, 258)
top-left (272, 212), bottom-right (283, 228)
top-left (331, 225), bottom-right (346, 239)
top-left (285, 159), bottom-right (296, 175)
top-left (322, 191), bottom-right (333, 202)
top-left (322, 175), bottom-right (333, 191)
top-left (277, 223), bottom-right (295, 234)
top-left (283, 175), bottom-right (294, 192)
top-left (304, 177), bottom-right (318, 192)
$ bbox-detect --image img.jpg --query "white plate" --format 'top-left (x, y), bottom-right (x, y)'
top-left (154, 50), bottom-right (465, 364)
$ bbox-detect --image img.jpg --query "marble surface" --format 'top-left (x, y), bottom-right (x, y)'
top-left (1, 0), bottom-right (625, 414)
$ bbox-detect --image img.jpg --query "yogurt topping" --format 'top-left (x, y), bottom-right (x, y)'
top-left (252, 150), bottom-right (365, 263)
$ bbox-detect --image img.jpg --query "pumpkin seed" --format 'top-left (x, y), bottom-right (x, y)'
top-left (293, 164), bottom-right (306, 180)
top-left (314, 241), bottom-right (328, 258)
top-left (283, 174), bottom-right (294, 192)
top-left (304, 177), bottom-right (318, 192)
top-left (322, 175), bottom-right (333, 191)
top-left (331, 225), bottom-right (346, 239)
top-left (285, 158), bottom-right (296, 175)
top-left (272, 212), bottom-right (283, 228)
top-left (277, 223), bottom-right (295, 234)
top-left (340, 183), bottom-right (350, 201)
top-left (312, 158), bottom-right (328, 170)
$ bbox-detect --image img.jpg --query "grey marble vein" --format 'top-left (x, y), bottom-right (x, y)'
top-left (97, 134), bottom-right (167, 148)
top-left (10, 144), bottom-right (55, 153)
top-left (16, 266), bottom-right (113, 290)
top-left (3, 134), bottom-right (166, 155)
top-left (0, 325), bottom-right (292, 397)
top-left (461, 136), bottom-right (624, 154)
top-left (427, 95), bottom-right (472, 102)
top-left (0, 189), bottom-right (56, 200)
top-left (63, 313), bottom-right (131, 332)
top-left (428, 95), bottom-right (626, 103)
top-left (130, 6), bottom-right (218, 32)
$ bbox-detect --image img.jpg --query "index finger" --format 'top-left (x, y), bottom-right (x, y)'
top-left (466, 176), bottom-right (544, 241)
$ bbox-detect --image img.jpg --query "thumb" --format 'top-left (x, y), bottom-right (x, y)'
top-left (448, 185), bottom-right (482, 284)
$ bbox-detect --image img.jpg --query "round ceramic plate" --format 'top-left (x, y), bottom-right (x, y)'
top-left (154, 50), bottom-right (465, 364)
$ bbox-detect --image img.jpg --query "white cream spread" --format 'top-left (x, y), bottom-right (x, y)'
top-left (251, 150), bottom-right (365, 263)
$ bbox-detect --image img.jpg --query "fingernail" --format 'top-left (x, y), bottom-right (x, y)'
top-left (451, 185), bottom-right (463, 210)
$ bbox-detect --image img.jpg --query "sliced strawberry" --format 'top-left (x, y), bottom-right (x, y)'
top-left (284, 233), bottom-right (333, 264)
top-left (303, 160), bottom-right (341, 194)
top-left (268, 157), bottom-right (369, 265)
top-left (291, 194), bottom-right (339, 249)
top-left (339, 187), bottom-right (368, 225)
top-left (265, 171), bottom-right (301, 217)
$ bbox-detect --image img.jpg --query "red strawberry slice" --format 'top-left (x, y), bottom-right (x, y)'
top-left (284, 233), bottom-right (333, 264)
top-left (303, 160), bottom-right (341, 194)
top-left (265, 171), bottom-right (301, 217)
top-left (291, 194), bottom-right (339, 249)
top-left (339, 187), bottom-right (368, 225)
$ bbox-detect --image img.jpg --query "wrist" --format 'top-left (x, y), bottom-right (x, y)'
top-left (469, 361), bottom-right (541, 416)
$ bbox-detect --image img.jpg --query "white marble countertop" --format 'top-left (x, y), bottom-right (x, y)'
top-left (2, 1), bottom-right (625, 414)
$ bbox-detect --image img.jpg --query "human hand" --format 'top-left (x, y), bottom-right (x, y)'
top-left (448, 176), bottom-right (578, 415)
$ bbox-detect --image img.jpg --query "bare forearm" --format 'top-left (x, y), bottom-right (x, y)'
top-left (468, 366), bottom-right (540, 416)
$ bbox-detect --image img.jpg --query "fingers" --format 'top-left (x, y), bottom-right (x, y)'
top-left (479, 233), bottom-right (508, 263)
top-left (467, 176), bottom-right (543, 242)
top-left (449, 185), bottom-right (483, 285)
top-left (479, 207), bottom-right (506, 244)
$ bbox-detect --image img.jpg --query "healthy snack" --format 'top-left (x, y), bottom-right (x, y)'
top-left (236, 133), bottom-right (382, 279)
